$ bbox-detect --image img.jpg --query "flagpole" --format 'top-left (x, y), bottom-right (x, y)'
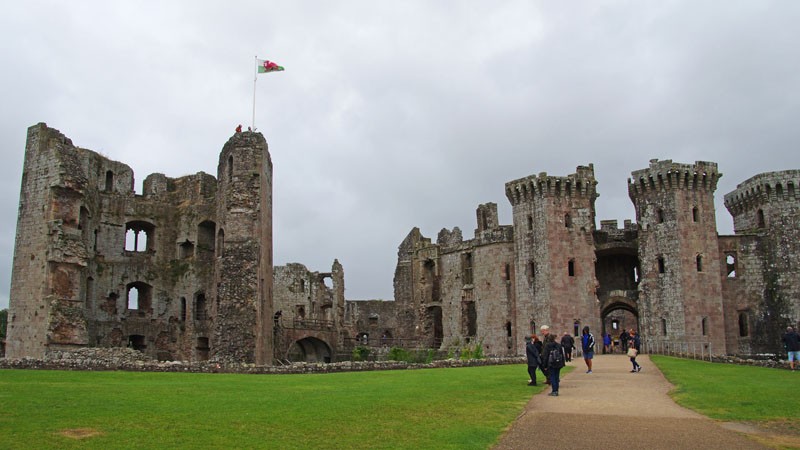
top-left (252, 55), bottom-right (258, 131)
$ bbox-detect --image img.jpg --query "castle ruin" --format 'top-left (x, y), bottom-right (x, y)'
top-left (5, 123), bottom-right (798, 363)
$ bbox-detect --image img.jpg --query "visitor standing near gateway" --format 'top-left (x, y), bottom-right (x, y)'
top-left (524, 335), bottom-right (542, 385)
top-left (783, 326), bottom-right (800, 370)
top-left (542, 333), bottom-right (565, 396)
top-left (581, 326), bottom-right (595, 374)
top-left (561, 331), bottom-right (575, 362)
top-left (540, 325), bottom-right (551, 384)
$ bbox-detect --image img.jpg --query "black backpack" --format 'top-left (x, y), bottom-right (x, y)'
top-left (548, 344), bottom-right (565, 369)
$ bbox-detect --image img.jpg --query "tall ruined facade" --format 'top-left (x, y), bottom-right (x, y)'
top-left (6, 124), bottom-right (274, 363)
top-left (6, 123), bottom-right (799, 363)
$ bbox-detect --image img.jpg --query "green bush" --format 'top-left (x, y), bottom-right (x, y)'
top-left (351, 346), bottom-right (370, 361)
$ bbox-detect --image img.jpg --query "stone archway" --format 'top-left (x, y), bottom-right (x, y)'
top-left (286, 336), bottom-right (332, 363)
top-left (601, 296), bottom-right (639, 354)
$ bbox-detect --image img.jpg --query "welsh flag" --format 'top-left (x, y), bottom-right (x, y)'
top-left (258, 59), bottom-right (284, 73)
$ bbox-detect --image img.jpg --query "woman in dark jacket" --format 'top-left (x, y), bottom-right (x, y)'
top-left (525, 334), bottom-right (541, 386)
top-left (542, 334), bottom-right (564, 396)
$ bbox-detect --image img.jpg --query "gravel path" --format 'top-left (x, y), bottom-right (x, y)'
top-left (492, 354), bottom-right (768, 450)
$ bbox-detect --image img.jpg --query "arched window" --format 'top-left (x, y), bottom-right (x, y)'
top-left (124, 221), bottom-right (155, 253)
top-left (692, 207), bottom-right (699, 222)
top-left (657, 208), bottom-right (665, 224)
top-left (661, 318), bottom-right (667, 336)
top-left (568, 259), bottom-right (575, 277)
top-left (696, 255), bottom-right (703, 272)
top-left (701, 317), bottom-right (708, 336)
top-left (757, 209), bottom-right (765, 228)
top-left (564, 213), bottom-right (572, 228)
top-left (194, 293), bottom-right (207, 321)
top-left (657, 257), bottom-right (665, 274)
top-left (126, 282), bottom-right (152, 314)
top-left (738, 312), bottom-right (749, 337)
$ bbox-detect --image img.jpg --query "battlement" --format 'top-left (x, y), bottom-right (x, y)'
top-left (628, 159), bottom-right (721, 199)
top-left (505, 164), bottom-right (597, 206)
top-left (723, 170), bottom-right (800, 216)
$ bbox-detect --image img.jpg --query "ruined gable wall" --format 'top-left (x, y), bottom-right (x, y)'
top-left (718, 234), bottom-right (765, 354)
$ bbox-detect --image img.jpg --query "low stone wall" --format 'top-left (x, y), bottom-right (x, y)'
top-left (0, 347), bottom-right (526, 374)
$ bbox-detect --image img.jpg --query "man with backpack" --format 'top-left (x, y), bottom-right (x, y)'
top-left (542, 333), bottom-right (565, 396)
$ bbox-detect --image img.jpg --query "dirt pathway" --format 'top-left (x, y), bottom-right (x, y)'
top-left (492, 354), bottom-right (770, 450)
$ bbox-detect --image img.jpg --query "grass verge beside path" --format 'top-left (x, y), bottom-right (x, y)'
top-left (0, 364), bottom-right (542, 450)
top-left (651, 355), bottom-right (800, 437)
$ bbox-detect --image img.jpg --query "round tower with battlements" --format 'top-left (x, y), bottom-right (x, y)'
top-left (724, 170), bottom-right (800, 341)
top-left (505, 165), bottom-right (600, 347)
top-left (628, 159), bottom-right (725, 353)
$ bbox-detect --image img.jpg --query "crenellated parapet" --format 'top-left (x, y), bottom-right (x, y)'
top-left (505, 164), bottom-right (597, 206)
top-left (627, 159), bottom-right (721, 201)
top-left (723, 170), bottom-right (800, 216)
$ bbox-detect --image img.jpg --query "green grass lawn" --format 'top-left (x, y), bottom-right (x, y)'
top-left (0, 365), bottom-right (542, 450)
top-left (651, 355), bottom-right (799, 432)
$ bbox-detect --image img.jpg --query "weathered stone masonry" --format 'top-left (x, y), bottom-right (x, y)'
top-left (5, 124), bottom-right (799, 364)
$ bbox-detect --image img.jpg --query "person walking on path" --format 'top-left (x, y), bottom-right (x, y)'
top-left (542, 333), bottom-right (565, 396)
top-left (628, 329), bottom-right (642, 372)
top-left (561, 332), bottom-right (575, 362)
top-left (524, 334), bottom-right (542, 385)
top-left (581, 326), bottom-right (595, 373)
top-left (782, 326), bottom-right (800, 370)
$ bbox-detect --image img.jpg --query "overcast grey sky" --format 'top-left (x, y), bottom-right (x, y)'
top-left (2, 1), bottom-right (800, 309)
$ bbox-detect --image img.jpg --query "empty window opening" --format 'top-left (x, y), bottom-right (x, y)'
top-left (611, 319), bottom-right (619, 330)
top-left (194, 293), bottom-right (207, 321)
top-left (661, 318), bottom-right (668, 336)
top-left (701, 317), bottom-right (708, 336)
top-left (633, 266), bottom-right (640, 283)
top-left (197, 221), bottom-right (216, 255)
top-left (527, 261), bottom-right (535, 284)
top-left (506, 321), bottom-right (512, 349)
top-left (696, 255), bottom-right (703, 272)
top-left (128, 334), bottom-right (146, 351)
top-left (105, 171), bottom-right (114, 192)
top-left (527, 215), bottom-right (533, 231)
top-left (85, 277), bottom-right (94, 307)
top-left (503, 263), bottom-right (511, 281)
top-left (124, 221), bottom-right (154, 252)
top-left (568, 259), bottom-right (575, 277)
top-left (530, 320), bottom-right (536, 335)
top-left (180, 297), bottom-right (187, 322)
top-left (462, 301), bottom-right (477, 338)
top-left (573, 320), bottom-right (581, 337)
top-left (692, 207), bottom-right (699, 222)
top-left (126, 282), bottom-right (152, 312)
top-left (657, 208), bottom-right (665, 224)
top-left (738, 312), bottom-right (749, 337)
top-left (726, 253), bottom-right (737, 278)
top-left (196, 337), bottom-right (210, 361)
top-left (462, 252), bottom-right (473, 285)
top-left (657, 257), bottom-right (665, 274)
top-left (227, 155), bottom-right (233, 180)
top-left (296, 305), bottom-right (306, 319)
top-left (757, 209), bottom-right (765, 228)
top-left (564, 213), bottom-right (572, 228)
top-left (179, 240), bottom-right (194, 259)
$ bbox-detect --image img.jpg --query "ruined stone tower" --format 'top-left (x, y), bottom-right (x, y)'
top-left (211, 132), bottom-right (274, 364)
top-left (628, 159), bottom-right (726, 352)
top-left (505, 165), bottom-right (600, 344)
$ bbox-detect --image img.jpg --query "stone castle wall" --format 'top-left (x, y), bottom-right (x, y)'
top-left (6, 124), bottom-right (799, 365)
